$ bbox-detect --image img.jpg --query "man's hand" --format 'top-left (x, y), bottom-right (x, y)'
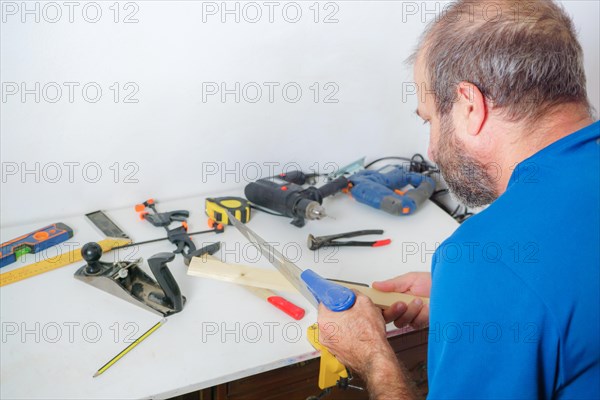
top-left (317, 291), bottom-right (418, 400)
top-left (373, 272), bottom-right (431, 330)
top-left (317, 292), bottom-right (391, 375)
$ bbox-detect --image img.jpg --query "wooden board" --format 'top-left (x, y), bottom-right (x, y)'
top-left (188, 255), bottom-right (429, 308)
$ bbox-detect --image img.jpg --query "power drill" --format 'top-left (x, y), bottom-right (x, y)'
top-left (244, 171), bottom-right (349, 227)
top-left (348, 165), bottom-right (435, 215)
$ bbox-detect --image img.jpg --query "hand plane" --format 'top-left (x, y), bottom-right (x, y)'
top-left (74, 242), bottom-right (185, 316)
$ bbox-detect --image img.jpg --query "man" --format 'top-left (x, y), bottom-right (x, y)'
top-left (317, 0), bottom-right (599, 398)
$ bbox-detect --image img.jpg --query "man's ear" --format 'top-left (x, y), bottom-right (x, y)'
top-left (456, 82), bottom-right (486, 136)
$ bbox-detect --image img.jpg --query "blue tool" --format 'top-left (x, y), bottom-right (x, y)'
top-left (225, 210), bottom-right (356, 312)
top-left (349, 165), bottom-right (436, 215)
top-left (1, 223), bottom-right (74, 268)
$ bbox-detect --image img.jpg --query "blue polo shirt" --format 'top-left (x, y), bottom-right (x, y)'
top-left (427, 121), bottom-right (600, 399)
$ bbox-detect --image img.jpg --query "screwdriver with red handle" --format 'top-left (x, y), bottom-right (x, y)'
top-left (245, 286), bottom-right (305, 320)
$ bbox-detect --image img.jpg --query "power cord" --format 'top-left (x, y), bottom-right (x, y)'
top-left (249, 203), bottom-right (285, 217)
top-left (364, 154), bottom-right (439, 174)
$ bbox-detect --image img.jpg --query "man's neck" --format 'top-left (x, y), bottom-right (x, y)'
top-left (493, 104), bottom-right (595, 194)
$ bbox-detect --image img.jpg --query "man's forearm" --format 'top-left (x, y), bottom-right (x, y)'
top-left (362, 344), bottom-right (418, 400)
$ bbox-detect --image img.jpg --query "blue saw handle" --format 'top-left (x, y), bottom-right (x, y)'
top-left (301, 269), bottom-right (356, 311)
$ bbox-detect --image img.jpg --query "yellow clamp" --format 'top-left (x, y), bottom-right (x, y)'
top-left (307, 323), bottom-right (348, 390)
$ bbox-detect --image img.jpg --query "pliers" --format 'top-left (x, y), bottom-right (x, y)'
top-left (307, 230), bottom-right (391, 250)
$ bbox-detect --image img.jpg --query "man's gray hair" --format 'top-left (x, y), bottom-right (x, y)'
top-left (412, 0), bottom-right (592, 122)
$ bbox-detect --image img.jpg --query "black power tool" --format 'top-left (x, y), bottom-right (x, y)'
top-left (244, 171), bottom-right (349, 227)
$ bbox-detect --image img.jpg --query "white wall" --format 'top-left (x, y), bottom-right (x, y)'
top-left (1, 0), bottom-right (598, 227)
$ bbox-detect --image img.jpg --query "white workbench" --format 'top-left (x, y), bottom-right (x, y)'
top-left (0, 189), bottom-right (457, 399)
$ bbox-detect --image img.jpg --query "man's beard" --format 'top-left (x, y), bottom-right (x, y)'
top-left (434, 115), bottom-right (499, 208)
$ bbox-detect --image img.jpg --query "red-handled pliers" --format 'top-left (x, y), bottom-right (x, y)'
top-left (307, 229), bottom-right (391, 250)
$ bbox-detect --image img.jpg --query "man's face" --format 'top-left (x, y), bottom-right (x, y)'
top-left (414, 55), bottom-right (499, 208)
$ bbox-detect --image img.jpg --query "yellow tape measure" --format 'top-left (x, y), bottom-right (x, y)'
top-left (205, 197), bottom-right (251, 225)
top-left (0, 238), bottom-right (131, 287)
